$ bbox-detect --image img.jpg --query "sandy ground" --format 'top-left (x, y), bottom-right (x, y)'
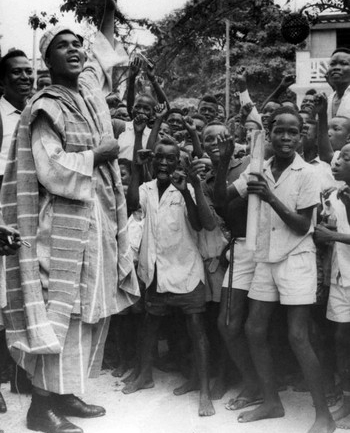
top-left (0, 368), bottom-right (345, 433)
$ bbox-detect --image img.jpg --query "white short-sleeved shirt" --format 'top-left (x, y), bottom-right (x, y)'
top-left (234, 153), bottom-right (320, 263)
top-left (329, 190), bottom-right (350, 287)
top-left (118, 121), bottom-right (151, 161)
top-left (137, 179), bottom-right (204, 294)
top-left (308, 156), bottom-right (336, 192)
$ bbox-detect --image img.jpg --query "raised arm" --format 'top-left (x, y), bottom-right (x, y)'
top-left (314, 93), bottom-right (334, 164)
top-left (146, 103), bottom-right (168, 152)
top-left (127, 58), bottom-right (142, 118)
top-left (261, 74), bottom-right (295, 110)
top-left (146, 65), bottom-right (170, 110)
top-left (183, 116), bottom-right (203, 158)
top-left (236, 67), bottom-right (262, 126)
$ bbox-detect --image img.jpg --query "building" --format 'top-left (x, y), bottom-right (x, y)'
top-left (291, 12), bottom-right (350, 105)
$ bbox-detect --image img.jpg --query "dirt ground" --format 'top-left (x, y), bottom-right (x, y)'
top-left (0, 368), bottom-right (345, 433)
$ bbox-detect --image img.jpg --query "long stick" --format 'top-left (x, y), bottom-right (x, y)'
top-left (225, 239), bottom-right (235, 326)
top-left (246, 130), bottom-right (265, 251)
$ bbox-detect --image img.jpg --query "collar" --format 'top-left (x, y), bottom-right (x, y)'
top-left (308, 155), bottom-right (321, 165)
top-left (0, 96), bottom-right (21, 116)
top-left (264, 153), bottom-right (307, 172)
top-left (146, 178), bottom-right (178, 192)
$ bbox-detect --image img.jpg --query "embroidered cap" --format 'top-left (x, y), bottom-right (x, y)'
top-left (39, 26), bottom-right (84, 59)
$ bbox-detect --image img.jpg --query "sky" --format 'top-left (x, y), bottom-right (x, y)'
top-left (0, 0), bottom-right (308, 59)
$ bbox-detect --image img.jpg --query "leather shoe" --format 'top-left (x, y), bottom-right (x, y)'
top-left (0, 392), bottom-right (7, 413)
top-left (27, 403), bottom-right (83, 433)
top-left (53, 394), bottom-right (106, 418)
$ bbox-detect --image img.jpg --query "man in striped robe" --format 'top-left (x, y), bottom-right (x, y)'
top-left (0, 1), bottom-right (139, 432)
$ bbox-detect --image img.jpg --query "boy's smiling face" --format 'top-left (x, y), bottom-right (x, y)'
top-left (332, 144), bottom-right (350, 183)
top-left (153, 143), bottom-right (179, 184)
top-left (269, 113), bottom-right (301, 159)
top-left (203, 124), bottom-right (228, 164)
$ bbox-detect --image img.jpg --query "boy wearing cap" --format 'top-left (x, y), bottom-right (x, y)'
top-left (0, 1), bottom-right (139, 433)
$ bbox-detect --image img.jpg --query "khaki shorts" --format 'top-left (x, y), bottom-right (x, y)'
top-left (249, 251), bottom-right (317, 305)
top-left (327, 282), bottom-right (350, 323)
top-left (222, 238), bottom-right (255, 291)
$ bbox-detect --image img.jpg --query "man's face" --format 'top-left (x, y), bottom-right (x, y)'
top-left (153, 144), bottom-right (178, 184)
top-left (203, 124), bottom-right (228, 164)
top-left (167, 113), bottom-right (183, 134)
top-left (132, 96), bottom-right (153, 120)
top-left (328, 117), bottom-right (350, 151)
top-left (198, 101), bottom-right (217, 122)
top-left (216, 104), bottom-right (226, 122)
top-left (328, 52), bottom-right (350, 87)
top-left (159, 122), bottom-right (171, 139)
top-left (261, 101), bottom-right (281, 130)
top-left (2, 56), bottom-right (34, 104)
top-left (270, 113), bottom-right (301, 159)
top-left (46, 32), bottom-right (85, 80)
top-left (115, 106), bottom-right (130, 121)
top-left (332, 144), bottom-right (350, 183)
top-left (300, 94), bottom-right (314, 111)
top-left (244, 120), bottom-right (260, 145)
top-left (119, 164), bottom-right (131, 194)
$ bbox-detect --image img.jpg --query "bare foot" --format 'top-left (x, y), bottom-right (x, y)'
top-left (199, 393), bottom-right (215, 417)
top-left (238, 402), bottom-right (285, 423)
top-left (173, 380), bottom-right (199, 396)
top-left (308, 415), bottom-right (335, 433)
top-left (122, 368), bottom-right (139, 384)
top-left (336, 414), bottom-right (350, 430)
top-left (226, 387), bottom-right (262, 410)
top-left (122, 375), bottom-right (154, 395)
top-left (332, 398), bottom-right (350, 421)
top-left (210, 377), bottom-right (228, 400)
top-left (112, 364), bottom-right (129, 378)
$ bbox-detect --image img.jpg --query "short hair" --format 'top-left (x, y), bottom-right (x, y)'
top-left (156, 136), bottom-right (180, 156)
top-left (263, 99), bottom-right (282, 107)
top-left (106, 94), bottom-right (121, 109)
top-left (331, 115), bottom-right (350, 132)
top-left (118, 158), bottom-right (132, 172)
top-left (305, 89), bottom-right (317, 96)
top-left (244, 119), bottom-right (262, 130)
top-left (203, 121), bottom-right (227, 135)
top-left (268, 106), bottom-right (303, 132)
top-left (199, 95), bottom-right (218, 106)
top-left (0, 49), bottom-right (28, 80)
top-left (135, 92), bottom-right (156, 108)
top-left (280, 99), bottom-right (299, 111)
top-left (191, 113), bottom-right (207, 123)
top-left (166, 108), bottom-right (184, 119)
top-left (332, 47), bottom-right (350, 56)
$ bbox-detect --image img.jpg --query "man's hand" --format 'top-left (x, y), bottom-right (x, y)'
top-left (0, 226), bottom-right (21, 256)
top-left (314, 224), bottom-right (337, 245)
top-left (313, 93), bottom-right (328, 115)
top-left (235, 66), bottom-right (247, 90)
top-left (217, 133), bottom-right (235, 163)
top-left (280, 74), bottom-right (295, 89)
top-left (170, 170), bottom-right (187, 191)
top-left (154, 103), bottom-right (168, 119)
top-left (146, 63), bottom-right (156, 81)
top-left (93, 137), bottom-right (119, 165)
top-left (188, 158), bottom-right (206, 186)
top-left (129, 57), bottom-right (142, 78)
top-left (136, 149), bottom-right (153, 166)
top-left (240, 102), bottom-right (255, 118)
top-left (133, 114), bottom-right (148, 134)
top-left (247, 172), bottom-right (273, 202)
top-left (183, 116), bottom-right (197, 134)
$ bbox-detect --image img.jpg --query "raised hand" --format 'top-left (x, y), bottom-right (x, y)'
top-left (133, 114), bottom-right (148, 134)
top-left (129, 57), bottom-right (142, 78)
top-left (0, 226), bottom-right (21, 256)
top-left (217, 133), bottom-right (235, 162)
top-left (280, 74), bottom-right (295, 89)
top-left (170, 170), bottom-right (187, 191)
top-left (313, 93), bottom-right (328, 115)
top-left (136, 149), bottom-right (154, 166)
top-left (188, 158), bottom-right (206, 186)
top-left (247, 172), bottom-right (272, 202)
top-left (240, 102), bottom-right (255, 118)
top-left (235, 66), bottom-right (247, 87)
top-left (154, 103), bottom-right (168, 119)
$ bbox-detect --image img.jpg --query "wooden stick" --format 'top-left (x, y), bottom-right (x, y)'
top-left (246, 130), bottom-right (265, 251)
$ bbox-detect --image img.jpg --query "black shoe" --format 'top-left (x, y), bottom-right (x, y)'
top-left (0, 392), bottom-right (7, 413)
top-left (53, 394), bottom-right (106, 418)
top-left (27, 394), bottom-right (83, 433)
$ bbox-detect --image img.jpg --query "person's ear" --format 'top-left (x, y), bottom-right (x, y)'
top-left (44, 56), bottom-right (52, 70)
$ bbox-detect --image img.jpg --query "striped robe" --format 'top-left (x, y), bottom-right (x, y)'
top-left (0, 32), bottom-right (139, 389)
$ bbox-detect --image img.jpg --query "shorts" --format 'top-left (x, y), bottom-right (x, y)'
top-left (327, 282), bottom-right (350, 323)
top-left (203, 257), bottom-right (226, 303)
top-left (249, 251), bottom-right (316, 305)
top-left (145, 278), bottom-right (206, 316)
top-left (222, 238), bottom-right (255, 291)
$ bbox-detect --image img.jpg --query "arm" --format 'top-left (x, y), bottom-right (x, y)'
top-left (126, 163), bottom-right (142, 214)
top-left (236, 67), bottom-right (262, 126)
top-left (126, 58), bottom-right (142, 118)
top-left (146, 66), bottom-right (170, 109)
top-left (314, 93), bottom-right (334, 164)
top-left (248, 173), bottom-right (315, 235)
top-left (146, 103), bottom-right (168, 152)
top-left (188, 160), bottom-right (216, 231)
top-left (261, 74), bottom-right (295, 109)
top-left (183, 116), bottom-right (203, 158)
top-left (314, 224), bottom-right (350, 245)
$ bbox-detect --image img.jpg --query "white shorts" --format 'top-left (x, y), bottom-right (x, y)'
top-left (222, 238), bottom-right (255, 291)
top-left (248, 251), bottom-right (317, 305)
top-left (327, 282), bottom-right (350, 323)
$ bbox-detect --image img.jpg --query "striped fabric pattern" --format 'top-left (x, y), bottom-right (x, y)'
top-left (0, 82), bottom-right (138, 370)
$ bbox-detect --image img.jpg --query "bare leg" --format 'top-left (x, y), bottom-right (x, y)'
top-left (332, 323), bottom-right (350, 426)
top-left (218, 288), bottom-right (261, 408)
top-left (238, 299), bottom-right (285, 423)
top-left (185, 313), bottom-right (215, 417)
top-left (287, 305), bottom-right (335, 433)
top-left (122, 313), bottom-right (161, 394)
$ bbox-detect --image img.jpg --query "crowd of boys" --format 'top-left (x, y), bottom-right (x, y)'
top-left (1, 3), bottom-right (350, 433)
